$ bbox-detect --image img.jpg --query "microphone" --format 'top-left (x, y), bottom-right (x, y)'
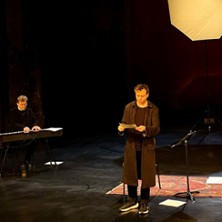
top-left (170, 143), bottom-right (178, 149)
top-left (169, 130), bottom-right (197, 149)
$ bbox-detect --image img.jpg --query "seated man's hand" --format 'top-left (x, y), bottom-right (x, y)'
top-left (23, 126), bottom-right (31, 133)
top-left (32, 126), bottom-right (41, 132)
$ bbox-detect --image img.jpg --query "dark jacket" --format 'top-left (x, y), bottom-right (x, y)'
top-left (8, 107), bottom-right (38, 132)
top-left (120, 100), bottom-right (160, 188)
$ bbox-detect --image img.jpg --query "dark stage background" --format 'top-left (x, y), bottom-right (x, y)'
top-left (1, 0), bottom-right (222, 139)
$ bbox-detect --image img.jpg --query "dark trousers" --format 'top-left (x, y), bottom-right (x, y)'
top-left (24, 142), bottom-right (37, 163)
top-left (10, 140), bottom-right (37, 164)
top-left (127, 150), bottom-right (150, 203)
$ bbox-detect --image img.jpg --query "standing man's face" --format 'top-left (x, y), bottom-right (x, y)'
top-left (17, 101), bottom-right (27, 111)
top-left (135, 89), bottom-right (149, 106)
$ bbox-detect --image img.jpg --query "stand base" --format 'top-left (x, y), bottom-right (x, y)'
top-left (174, 191), bottom-right (200, 202)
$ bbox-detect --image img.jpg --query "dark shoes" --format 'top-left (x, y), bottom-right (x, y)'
top-left (25, 161), bottom-right (33, 172)
top-left (20, 161), bottom-right (33, 177)
top-left (20, 164), bottom-right (27, 177)
top-left (139, 203), bottom-right (149, 214)
top-left (119, 201), bottom-right (139, 212)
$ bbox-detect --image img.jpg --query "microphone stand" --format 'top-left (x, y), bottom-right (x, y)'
top-left (170, 130), bottom-right (200, 202)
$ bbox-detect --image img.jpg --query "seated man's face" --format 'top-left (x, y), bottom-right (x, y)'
top-left (17, 101), bottom-right (27, 111)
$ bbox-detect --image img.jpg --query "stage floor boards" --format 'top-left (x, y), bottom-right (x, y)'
top-left (1, 127), bottom-right (222, 222)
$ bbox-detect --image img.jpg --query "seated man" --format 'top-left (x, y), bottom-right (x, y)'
top-left (8, 95), bottom-right (41, 172)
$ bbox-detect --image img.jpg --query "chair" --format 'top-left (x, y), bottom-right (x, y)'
top-left (0, 139), bottom-right (50, 178)
top-left (0, 143), bottom-right (23, 177)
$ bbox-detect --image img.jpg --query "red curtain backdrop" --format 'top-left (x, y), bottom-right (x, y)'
top-left (125, 0), bottom-right (222, 109)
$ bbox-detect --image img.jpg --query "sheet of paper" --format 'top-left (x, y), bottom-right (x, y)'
top-left (43, 127), bottom-right (63, 132)
top-left (44, 161), bottom-right (64, 165)
top-left (119, 123), bottom-right (137, 129)
top-left (206, 176), bottom-right (222, 184)
top-left (159, 199), bottom-right (186, 207)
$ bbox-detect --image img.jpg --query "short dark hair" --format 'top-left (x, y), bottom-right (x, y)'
top-left (134, 84), bottom-right (149, 94)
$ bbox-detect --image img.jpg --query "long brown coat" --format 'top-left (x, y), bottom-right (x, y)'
top-left (120, 100), bottom-right (160, 189)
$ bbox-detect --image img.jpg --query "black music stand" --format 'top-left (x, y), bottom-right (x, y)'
top-left (190, 108), bottom-right (222, 146)
top-left (170, 130), bottom-right (200, 202)
top-left (189, 41), bottom-right (222, 142)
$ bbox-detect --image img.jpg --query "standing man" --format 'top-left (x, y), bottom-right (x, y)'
top-left (118, 83), bottom-right (160, 215)
top-left (8, 95), bottom-right (41, 172)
